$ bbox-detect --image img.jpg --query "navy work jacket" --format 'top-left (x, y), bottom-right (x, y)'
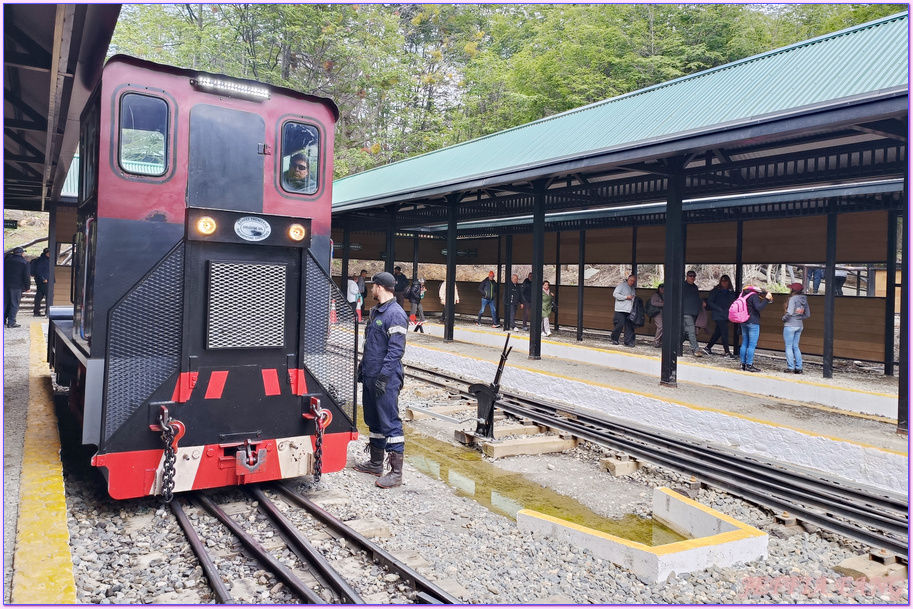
top-left (362, 298), bottom-right (408, 380)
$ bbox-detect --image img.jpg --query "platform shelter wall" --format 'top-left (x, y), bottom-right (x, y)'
top-left (344, 277), bottom-right (888, 363)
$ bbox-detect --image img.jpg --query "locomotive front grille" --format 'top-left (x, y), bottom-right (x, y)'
top-left (208, 261), bottom-right (286, 349)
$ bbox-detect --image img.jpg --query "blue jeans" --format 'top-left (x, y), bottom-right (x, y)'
top-left (783, 326), bottom-right (803, 371)
top-left (812, 268), bottom-right (824, 293)
top-left (478, 298), bottom-right (498, 325)
top-left (740, 323), bottom-right (760, 365)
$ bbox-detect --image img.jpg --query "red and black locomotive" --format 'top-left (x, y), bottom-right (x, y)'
top-left (49, 55), bottom-right (358, 500)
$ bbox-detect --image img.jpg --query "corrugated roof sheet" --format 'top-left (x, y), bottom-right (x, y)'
top-left (334, 12), bottom-right (909, 208)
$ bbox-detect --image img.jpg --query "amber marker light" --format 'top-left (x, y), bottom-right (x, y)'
top-left (288, 223), bottom-right (307, 241)
top-left (197, 216), bottom-right (217, 235)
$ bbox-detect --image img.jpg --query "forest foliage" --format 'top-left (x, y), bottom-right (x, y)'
top-left (109, 3), bottom-right (906, 179)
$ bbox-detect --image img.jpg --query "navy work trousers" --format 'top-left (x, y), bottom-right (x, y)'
top-left (362, 375), bottom-right (405, 453)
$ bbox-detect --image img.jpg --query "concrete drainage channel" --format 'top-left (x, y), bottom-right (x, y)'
top-left (401, 390), bottom-right (769, 583)
top-left (519, 488), bottom-right (767, 584)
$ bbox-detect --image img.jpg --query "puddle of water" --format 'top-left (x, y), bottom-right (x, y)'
top-left (400, 426), bottom-right (688, 547)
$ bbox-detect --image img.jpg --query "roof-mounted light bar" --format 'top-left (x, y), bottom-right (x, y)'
top-left (190, 76), bottom-right (270, 101)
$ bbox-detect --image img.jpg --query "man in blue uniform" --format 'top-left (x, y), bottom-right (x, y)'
top-left (354, 271), bottom-right (409, 488)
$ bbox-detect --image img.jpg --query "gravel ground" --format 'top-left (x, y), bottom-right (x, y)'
top-left (55, 378), bottom-right (907, 604)
top-left (5, 321), bottom-right (907, 605)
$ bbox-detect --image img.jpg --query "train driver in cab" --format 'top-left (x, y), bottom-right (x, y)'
top-left (283, 152), bottom-right (315, 193)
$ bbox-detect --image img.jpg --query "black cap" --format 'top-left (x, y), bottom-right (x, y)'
top-left (373, 272), bottom-right (396, 290)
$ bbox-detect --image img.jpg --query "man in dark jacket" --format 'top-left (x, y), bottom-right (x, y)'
top-left (477, 271), bottom-right (499, 327)
top-left (520, 272), bottom-right (533, 330)
top-left (31, 248), bottom-right (51, 316)
top-left (392, 266), bottom-right (410, 308)
top-left (504, 274), bottom-right (523, 331)
top-left (354, 271), bottom-right (409, 488)
top-left (682, 270), bottom-right (703, 357)
top-left (4, 247), bottom-right (31, 328)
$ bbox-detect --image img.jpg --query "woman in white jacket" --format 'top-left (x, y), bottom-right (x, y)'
top-left (439, 281), bottom-right (460, 306)
top-left (346, 274), bottom-right (363, 322)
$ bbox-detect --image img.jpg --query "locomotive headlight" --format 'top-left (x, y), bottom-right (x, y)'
top-left (288, 223), bottom-right (307, 241)
top-left (197, 216), bottom-right (217, 235)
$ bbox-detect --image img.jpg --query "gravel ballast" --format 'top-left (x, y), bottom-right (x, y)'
top-left (55, 379), bottom-right (907, 605)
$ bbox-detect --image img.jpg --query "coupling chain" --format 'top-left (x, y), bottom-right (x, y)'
top-left (312, 404), bottom-right (329, 483)
top-left (160, 422), bottom-right (177, 503)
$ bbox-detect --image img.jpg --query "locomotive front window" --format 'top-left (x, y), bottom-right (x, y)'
top-left (281, 123), bottom-right (319, 195)
top-left (119, 93), bottom-right (168, 176)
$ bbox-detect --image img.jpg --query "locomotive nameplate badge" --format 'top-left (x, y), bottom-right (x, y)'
top-left (234, 216), bottom-right (272, 241)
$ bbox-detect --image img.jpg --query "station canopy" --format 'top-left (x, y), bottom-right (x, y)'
top-left (3, 4), bottom-right (121, 212)
top-left (332, 12), bottom-right (908, 237)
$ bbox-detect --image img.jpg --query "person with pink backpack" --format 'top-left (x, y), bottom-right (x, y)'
top-left (734, 285), bottom-right (773, 372)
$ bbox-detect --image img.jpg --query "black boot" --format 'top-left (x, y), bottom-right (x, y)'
top-left (353, 444), bottom-right (385, 476)
top-left (376, 451), bottom-right (403, 488)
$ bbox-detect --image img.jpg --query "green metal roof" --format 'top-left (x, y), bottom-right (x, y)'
top-left (334, 12), bottom-right (909, 209)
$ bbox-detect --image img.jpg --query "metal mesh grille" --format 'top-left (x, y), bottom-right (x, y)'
top-left (303, 252), bottom-right (357, 424)
top-left (105, 244), bottom-right (184, 442)
top-left (208, 262), bottom-right (286, 349)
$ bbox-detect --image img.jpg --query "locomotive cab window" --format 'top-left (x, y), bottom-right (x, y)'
top-left (281, 122), bottom-right (319, 195)
top-left (119, 93), bottom-right (168, 176)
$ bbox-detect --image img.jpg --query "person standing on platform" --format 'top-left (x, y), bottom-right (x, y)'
top-left (407, 277), bottom-right (426, 333)
top-left (393, 266), bottom-right (409, 308)
top-left (782, 282), bottom-right (810, 374)
top-left (30, 247), bottom-right (50, 316)
top-left (610, 274), bottom-right (637, 347)
top-left (439, 279), bottom-right (460, 308)
top-left (834, 268), bottom-right (848, 296)
top-left (739, 285), bottom-right (773, 373)
top-left (354, 272), bottom-right (409, 488)
top-left (541, 280), bottom-right (554, 337)
top-left (505, 274), bottom-right (523, 331)
top-left (682, 270), bottom-right (703, 357)
top-left (647, 284), bottom-right (664, 348)
top-left (702, 275), bottom-right (737, 358)
top-left (4, 247), bottom-right (31, 328)
top-left (520, 272), bottom-right (533, 330)
top-left (477, 271), bottom-right (499, 327)
top-left (357, 269), bottom-right (368, 315)
top-left (346, 273), bottom-right (362, 322)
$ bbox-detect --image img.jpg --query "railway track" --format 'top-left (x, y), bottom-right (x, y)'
top-left (404, 365), bottom-right (910, 557)
top-left (170, 484), bottom-right (459, 604)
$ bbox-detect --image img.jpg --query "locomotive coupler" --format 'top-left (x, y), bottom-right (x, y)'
top-left (236, 439), bottom-right (267, 474)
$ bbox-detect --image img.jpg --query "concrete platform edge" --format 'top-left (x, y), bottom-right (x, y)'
top-left (11, 324), bottom-right (77, 604)
top-left (419, 324), bottom-right (897, 419)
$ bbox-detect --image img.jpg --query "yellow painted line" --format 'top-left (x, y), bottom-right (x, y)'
top-left (11, 323), bottom-right (77, 604)
top-left (410, 342), bottom-right (907, 456)
top-left (518, 487), bottom-right (764, 556)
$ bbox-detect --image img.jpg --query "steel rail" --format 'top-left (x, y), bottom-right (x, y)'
top-left (170, 498), bottom-right (234, 604)
top-left (407, 365), bottom-right (907, 515)
top-left (500, 397), bottom-right (909, 556)
top-left (245, 486), bottom-right (364, 604)
top-left (404, 366), bottom-right (909, 556)
top-left (500, 393), bottom-right (908, 521)
top-left (273, 483), bottom-right (461, 604)
top-left (193, 493), bottom-right (328, 604)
